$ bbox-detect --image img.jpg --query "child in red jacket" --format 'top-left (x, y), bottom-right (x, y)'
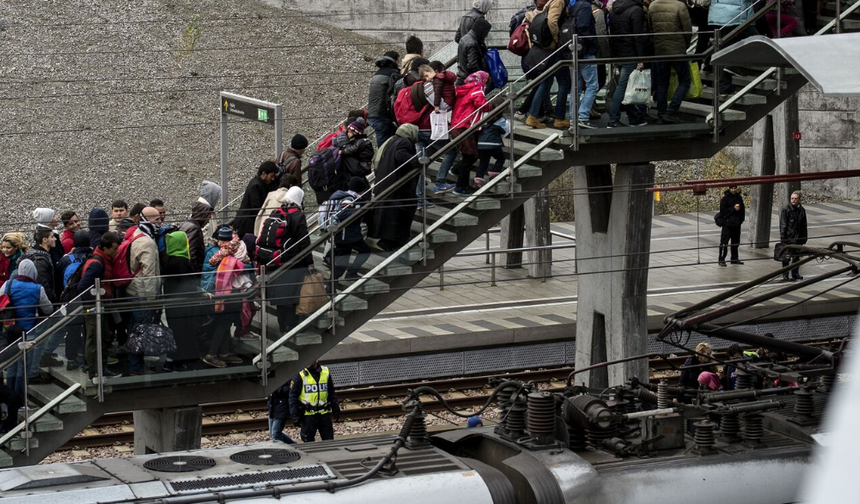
top-left (421, 62), bottom-right (457, 113)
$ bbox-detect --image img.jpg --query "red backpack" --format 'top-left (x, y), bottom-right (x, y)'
top-left (112, 233), bottom-right (146, 287)
top-left (256, 206), bottom-right (300, 267)
top-left (508, 21), bottom-right (531, 56)
top-left (394, 86), bottom-right (427, 126)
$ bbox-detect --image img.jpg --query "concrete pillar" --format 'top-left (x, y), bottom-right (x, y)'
top-left (748, 115), bottom-right (776, 249)
top-left (572, 163), bottom-right (655, 387)
top-left (523, 188), bottom-right (552, 278)
top-left (774, 94), bottom-right (802, 206)
top-left (133, 406), bottom-right (203, 455)
top-left (499, 206), bottom-right (524, 268)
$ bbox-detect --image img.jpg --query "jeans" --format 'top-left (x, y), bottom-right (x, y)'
top-left (529, 66), bottom-right (572, 120)
top-left (5, 344), bottom-right (39, 399)
top-left (574, 55), bottom-right (599, 122)
top-left (609, 63), bottom-right (646, 124)
top-left (368, 118), bottom-right (396, 147)
top-left (269, 417), bottom-right (295, 443)
top-left (654, 61), bottom-right (691, 117)
top-left (332, 240), bottom-right (371, 283)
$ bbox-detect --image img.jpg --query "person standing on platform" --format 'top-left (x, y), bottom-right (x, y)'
top-left (233, 162), bottom-right (278, 239)
top-left (268, 379), bottom-right (297, 444)
top-left (718, 185), bottom-right (745, 267)
top-left (779, 191), bottom-right (808, 281)
top-left (289, 359), bottom-right (340, 442)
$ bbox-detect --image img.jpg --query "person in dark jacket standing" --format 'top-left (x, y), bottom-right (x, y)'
top-left (268, 379), bottom-right (297, 444)
top-left (333, 119), bottom-right (374, 182)
top-left (78, 232), bottom-right (122, 379)
top-left (370, 124), bottom-right (421, 250)
top-left (87, 208), bottom-right (110, 248)
top-left (455, 18), bottom-right (492, 86)
top-left (607, 0), bottom-right (650, 128)
top-left (178, 202), bottom-right (214, 271)
top-left (455, 0), bottom-right (494, 42)
top-left (648, 0), bottom-right (692, 124)
top-left (718, 185), bottom-right (745, 267)
top-left (324, 177), bottom-right (371, 291)
top-left (779, 191), bottom-right (808, 281)
top-left (572, 0), bottom-right (601, 129)
top-left (289, 359), bottom-right (340, 442)
top-left (367, 51), bottom-right (401, 147)
top-left (233, 161), bottom-right (278, 239)
top-left (57, 229), bottom-right (92, 370)
top-left (25, 229), bottom-right (59, 306)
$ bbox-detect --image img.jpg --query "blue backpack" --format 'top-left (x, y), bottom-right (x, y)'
top-left (62, 255), bottom-right (85, 288)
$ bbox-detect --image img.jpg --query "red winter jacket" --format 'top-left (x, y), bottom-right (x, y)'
top-left (451, 82), bottom-right (489, 130)
top-left (61, 229), bottom-right (75, 254)
top-left (432, 71), bottom-right (458, 110)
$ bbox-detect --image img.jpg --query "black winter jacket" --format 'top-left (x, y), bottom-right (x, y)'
top-left (333, 133), bottom-right (374, 177)
top-left (719, 190), bottom-right (746, 227)
top-left (24, 247), bottom-right (57, 303)
top-left (608, 0), bottom-right (650, 58)
top-left (367, 56), bottom-right (401, 120)
top-left (779, 203), bottom-right (808, 245)
top-left (456, 18), bottom-right (492, 85)
top-left (573, 0), bottom-right (599, 56)
top-left (456, 8), bottom-right (487, 42)
top-left (233, 176), bottom-right (272, 238)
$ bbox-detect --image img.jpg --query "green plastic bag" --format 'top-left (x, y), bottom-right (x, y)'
top-left (669, 62), bottom-right (703, 100)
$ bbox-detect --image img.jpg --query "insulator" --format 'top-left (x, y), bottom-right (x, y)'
top-left (568, 426), bottom-right (587, 451)
top-left (720, 413), bottom-right (740, 440)
top-left (735, 370), bottom-right (752, 391)
top-left (506, 400), bottom-right (527, 439)
top-left (633, 387), bottom-right (658, 405)
top-left (405, 410), bottom-right (430, 449)
top-left (741, 413), bottom-right (764, 444)
top-left (494, 386), bottom-right (514, 436)
top-left (657, 379), bottom-right (669, 410)
top-left (564, 395), bottom-right (614, 430)
top-left (819, 374), bottom-right (836, 394)
top-left (694, 420), bottom-right (716, 451)
top-left (793, 389), bottom-right (815, 417)
top-left (527, 392), bottom-right (557, 444)
top-left (586, 424), bottom-right (616, 448)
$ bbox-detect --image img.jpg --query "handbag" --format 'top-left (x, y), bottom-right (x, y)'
top-left (668, 62), bottom-right (703, 100)
top-left (622, 69), bottom-right (651, 105)
top-left (430, 111), bottom-right (449, 141)
top-left (0, 280), bottom-right (16, 328)
top-left (774, 242), bottom-right (788, 262)
top-left (295, 271), bottom-right (328, 316)
top-left (484, 48), bottom-right (509, 88)
top-left (714, 212), bottom-right (725, 228)
top-left (127, 323), bottom-right (177, 356)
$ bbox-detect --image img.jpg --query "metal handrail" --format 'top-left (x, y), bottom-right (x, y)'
top-left (0, 383), bottom-right (82, 448)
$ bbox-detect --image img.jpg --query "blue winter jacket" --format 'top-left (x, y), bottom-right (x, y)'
top-left (7, 280), bottom-right (44, 331)
top-left (707, 0), bottom-right (753, 26)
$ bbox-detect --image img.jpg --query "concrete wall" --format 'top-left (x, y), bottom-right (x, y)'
top-left (726, 85), bottom-right (860, 200)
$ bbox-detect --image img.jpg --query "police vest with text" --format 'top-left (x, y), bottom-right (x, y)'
top-left (299, 367), bottom-right (331, 415)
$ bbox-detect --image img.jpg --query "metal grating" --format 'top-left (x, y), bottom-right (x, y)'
top-left (328, 361), bottom-right (360, 387)
top-left (143, 456), bottom-right (216, 473)
top-left (229, 449), bottom-right (300, 466)
top-left (464, 342), bottom-right (567, 373)
top-left (359, 352), bottom-right (464, 384)
top-left (170, 465), bottom-right (330, 492)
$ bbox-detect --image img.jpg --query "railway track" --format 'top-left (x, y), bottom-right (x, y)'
top-left (61, 339), bottom-right (844, 450)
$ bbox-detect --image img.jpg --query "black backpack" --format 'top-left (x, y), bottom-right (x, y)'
top-left (307, 147), bottom-right (344, 193)
top-left (275, 150), bottom-right (298, 179)
top-left (559, 4), bottom-right (584, 57)
top-left (529, 11), bottom-right (554, 49)
top-left (60, 254), bottom-right (102, 303)
top-left (510, 5), bottom-right (535, 35)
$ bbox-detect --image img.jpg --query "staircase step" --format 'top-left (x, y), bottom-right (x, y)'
top-left (678, 100), bottom-right (746, 121)
top-left (31, 412), bottom-right (64, 433)
top-left (490, 182), bottom-right (523, 194)
top-left (0, 450), bottom-right (11, 468)
top-left (503, 138), bottom-right (565, 161)
top-left (294, 332), bottom-right (323, 346)
top-left (417, 205), bottom-right (479, 227)
top-left (313, 251), bottom-right (414, 276)
top-left (237, 339), bottom-right (299, 363)
top-left (28, 383), bottom-right (87, 414)
top-left (511, 124), bottom-right (567, 145)
top-left (410, 222), bottom-right (457, 243)
top-left (699, 72), bottom-right (785, 91)
top-left (310, 313), bottom-right (344, 330)
top-left (8, 435), bottom-right (38, 451)
top-left (817, 15), bottom-right (860, 29)
top-left (434, 193), bottom-right (501, 210)
top-left (699, 87), bottom-right (767, 105)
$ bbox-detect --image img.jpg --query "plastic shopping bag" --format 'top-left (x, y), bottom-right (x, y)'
top-left (430, 111), bottom-right (449, 141)
top-left (485, 48), bottom-right (509, 88)
top-left (622, 68), bottom-right (651, 106)
top-left (668, 62), bottom-right (703, 100)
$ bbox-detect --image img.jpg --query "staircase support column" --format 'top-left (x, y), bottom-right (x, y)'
top-left (774, 94), bottom-right (802, 205)
top-left (133, 406), bottom-right (203, 455)
top-left (749, 115), bottom-right (776, 249)
top-left (524, 187), bottom-right (552, 279)
top-left (572, 163), bottom-right (655, 387)
top-left (499, 206), bottom-right (524, 268)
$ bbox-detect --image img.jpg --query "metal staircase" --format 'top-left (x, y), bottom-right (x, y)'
top-left (1, 0), bottom-right (857, 467)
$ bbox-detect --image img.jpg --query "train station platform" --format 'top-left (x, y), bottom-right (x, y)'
top-left (327, 200), bottom-right (860, 365)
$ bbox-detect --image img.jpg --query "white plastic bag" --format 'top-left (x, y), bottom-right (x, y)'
top-left (622, 68), bottom-right (651, 106)
top-left (430, 111), bottom-right (449, 141)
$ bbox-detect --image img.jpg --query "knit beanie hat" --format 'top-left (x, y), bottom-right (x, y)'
top-left (215, 225), bottom-right (234, 242)
top-left (348, 176), bottom-right (368, 193)
top-left (17, 258), bottom-right (37, 281)
top-left (290, 134), bottom-right (309, 150)
top-left (33, 208), bottom-right (55, 228)
top-left (73, 229), bottom-right (91, 248)
top-left (347, 121), bottom-right (366, 134)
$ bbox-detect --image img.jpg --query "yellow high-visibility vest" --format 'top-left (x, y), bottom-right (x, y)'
top-left (298, 367), bottom-right (331, 415)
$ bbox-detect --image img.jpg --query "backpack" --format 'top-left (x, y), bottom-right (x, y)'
top-left (509, 5), bottom-right (535, 35)
top-left (112, 233), bottom-right (146, 287)
top-left (256, 206), bottom-right (299, 267)
top-left (529, 10), bottom-right (554, 49)
top-left (307, 147), bottom-right (344, 193)
top-left (508, 20), bottom-right (531, 56)
top-left (60, 254), bottom-right (102, 303)
top-left (394, 86), bottom-right (427, 126)
top-left (275, 150), bottom-right (298, 178)
top-left (318, 131), bottom-right (339, 151)
top-left (318, 195), bottom-right (357, 233)
top-left (61, 254), bottom-right (85, 288)
top-left (714, 212), bottom-right (725, 227)
top-left (0, 280), bottom-right (16, 328)
top-left (559, 4), bottom-right (584, 57)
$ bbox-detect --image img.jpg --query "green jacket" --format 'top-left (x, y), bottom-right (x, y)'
top-left (648, 0), bottom-right (693, 55)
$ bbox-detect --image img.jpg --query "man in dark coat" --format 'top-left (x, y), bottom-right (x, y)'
top-left (370, 124), bottom-right (421, 251)
top-left (455, 17), bottom-right (492, 86)
top-left (779, 191), bottom-right (808, 281)
top-left (268, 379), bottom-right (297, 444)
top-left (233, 161), bottom-right (278, 238)
top-left (367, 51), bottom-right (401, 147)
top-left (607, 0), bottom-right (650, 127)
top-left (455, 0), bottom-right (494, 42)
top-left (718, 185), bottom-right (745, 266)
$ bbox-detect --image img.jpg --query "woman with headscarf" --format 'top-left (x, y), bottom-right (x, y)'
top-left (0, 232), bottom-right (29, 283)
top-left (449, 71), bottom-right (492, 195)
top-left (267, 186), bottom-right (314, 334)
top-left (162, 231), bottom-right (202, 370)
top-left (370, 124), bottom-right (421, 251)
top-left (455, 0), bottom-right (494, 42)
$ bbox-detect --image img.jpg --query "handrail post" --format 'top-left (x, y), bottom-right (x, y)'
top-left (485, 231), bottom-right (490, 265)
top-left (491, 252), bottom-right (497, 286)
top-left (94, 278), bottom-right (104, 402)
top-left (712, 30), bottom-right (722, 144)
top-left (439, 264), bottom-right (445, 291)
top-left (508, 82), bottom-right (517, 200)
top-left (570, 38), bottom-right (580, 151)
top-left (836, 0), bottom-right (842, 33)
top-left (18, 339), bottom-right (31, 457)
top-left (420, 146), bottom-right (429, 267)
top-left (260, 266), bottom-right (268, 387)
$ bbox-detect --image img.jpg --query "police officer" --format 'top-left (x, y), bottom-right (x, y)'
top-left (289, 359), bottom-right (339, 442)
